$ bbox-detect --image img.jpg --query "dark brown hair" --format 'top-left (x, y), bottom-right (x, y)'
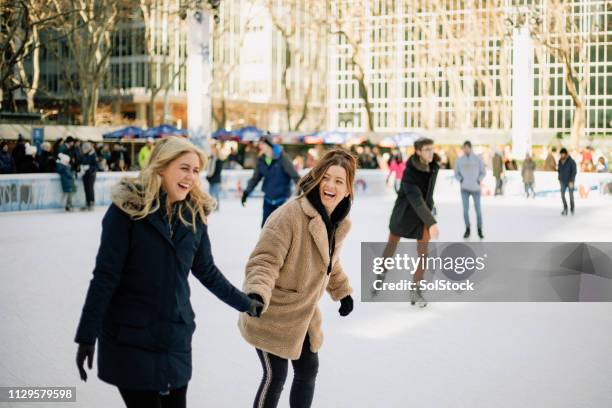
top-left (297, 148), bottom-right (357, 200)
top-left (414, 137), bottom-right (434, 151)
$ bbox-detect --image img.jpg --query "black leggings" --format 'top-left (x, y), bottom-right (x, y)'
top-left (254, 335), bottom-right (319, 408)
top-left (82, 172), bottom-right (96, 206)
top-left (118, 384), bottom-right (187, 408)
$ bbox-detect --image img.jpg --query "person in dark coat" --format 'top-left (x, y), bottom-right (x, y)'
top-left (20, 143), bottom-right (40, 173)
top-left (71, 139), bottom-right (83, 174)
top-left (378, 138), bottom-right (440, 307)
top-left (557, 147), bottom-right (577, 216)
top-left (241, 135), bottom-right (300, 227)
top-left (56, 153), bottom-right (75, 211)
top-left (12, 134), bottom-right (27, 173)
top-left (205, 143), bottom-right (223, 210)
top-left (0, 141), bottom-right (15, 173)
top-left (80, 142), bottom-right (99, 210)
top-left (74, 137), bottom-right (262, 408)
top-left (521, 153), bottom-right (536, 198)
top-left (37, 142), bottom-right (57, 173)
top-left (492, 150), bottom-right (504, 196)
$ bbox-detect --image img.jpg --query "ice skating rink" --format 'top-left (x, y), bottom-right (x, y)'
top-left (1, 194), bottom-right (611, 407)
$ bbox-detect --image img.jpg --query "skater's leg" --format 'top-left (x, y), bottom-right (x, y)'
top-left (560, 183), bottom-right (568, 212)
top-left (160, 385), bottom-right (187, 408)
top-left (289, 334), bottom-right (319, 408)
top-left (414, 226), bottom-right (430, 284)
top-left (262, 200), bottom-right (284, 227)
top-left (382, 233), bottom-right (401, 260)
top-left (89, 172), bottom-right (96, 207)
top-left (461, 190), bottom-right (470, 228)
top-left (209, 182), bottom-right (220, 210)
top-left (569, 184), bottom-right (575, 212)
top-left (118, 387), bottom-right (162, 408)
top-left (473, 191), bottom-right (482, 229)
top-left (254, 348), bottom-right (289, 408)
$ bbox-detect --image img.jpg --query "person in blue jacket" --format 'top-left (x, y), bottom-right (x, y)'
top-left (74, 137), bottom-right (263, 408)
top-left (241, 135), bottom-right (300, 227)
top-left (557, 147), bottom-right (577, 216)
top-left (56, 152), bottom-right (75, 211)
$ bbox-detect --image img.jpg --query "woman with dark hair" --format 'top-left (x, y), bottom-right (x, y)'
top-left (74, 137), bottom-right (263, 408)
top-left (240, 148), bottom-right (357, 408)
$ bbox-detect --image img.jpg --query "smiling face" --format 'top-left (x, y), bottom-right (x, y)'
top-left (319, 165), bottom-right (349, 215)
top-left (160, 152), bottom-right (201, 204)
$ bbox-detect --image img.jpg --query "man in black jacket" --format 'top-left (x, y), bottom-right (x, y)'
top-left (558, 147), bottom-right (577, 215)
top-left (376, 137), bottom-right (439, 307)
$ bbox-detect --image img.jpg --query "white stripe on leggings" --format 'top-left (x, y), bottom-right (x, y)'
top-left (258, 351), bottom-right (273, 408)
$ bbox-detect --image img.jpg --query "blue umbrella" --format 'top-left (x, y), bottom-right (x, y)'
top-left (142, 124), bottom-right (188, 138)
top-left (211, 128), bottom-right (240, 141)
top-left (102, 126), bottom-right (143, 139)
top-left (322, 130), bottom-right (352, 145)
top-left (380, 132), bottom-right (423, 147)
top-left (237, 126), bottom-right (264, 142)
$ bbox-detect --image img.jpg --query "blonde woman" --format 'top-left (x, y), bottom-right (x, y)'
top-left (74, 137), bottom-right (262, 408)
top-left (240, 148), bottom-right (356, 408)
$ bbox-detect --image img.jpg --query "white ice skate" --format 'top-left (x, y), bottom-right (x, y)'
top-left (410, 289), bottom-right (428, 308)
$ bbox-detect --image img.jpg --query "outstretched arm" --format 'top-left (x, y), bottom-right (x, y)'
top-left (191, 225), bottom-right (252, 312)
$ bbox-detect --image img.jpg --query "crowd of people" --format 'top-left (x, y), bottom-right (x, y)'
top-left (1, 133), bottom-right (610, 216)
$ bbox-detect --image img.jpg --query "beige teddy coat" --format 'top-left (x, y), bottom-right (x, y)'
top-left (238, 196), bottom-right (352, 360)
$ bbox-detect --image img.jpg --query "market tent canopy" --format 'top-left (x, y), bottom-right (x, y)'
top-left (298, 130), bottom-right (365, 145)
top-left (102, 126), bottom-right (143, 139)
top-left (142, 124), bottom-right (188, 138)
top-left (212, 126), bottom-right (266, 142)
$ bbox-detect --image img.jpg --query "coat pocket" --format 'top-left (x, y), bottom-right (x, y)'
top-left (116, 325), bottom-right (159, 351)
top-left (273, 285), bottom-right (298, 294)
top-left (110, 306), bottom-right (153, 328)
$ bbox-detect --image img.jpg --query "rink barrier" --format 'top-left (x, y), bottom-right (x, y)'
top-left (0, 169), bottom-right (610, 212)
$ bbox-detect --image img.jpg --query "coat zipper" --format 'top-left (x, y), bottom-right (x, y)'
top-left (327, 225), bottom-right (337, 275)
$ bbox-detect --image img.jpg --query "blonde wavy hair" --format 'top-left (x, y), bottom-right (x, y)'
top-left (111, 136), bottom-right (215, 230)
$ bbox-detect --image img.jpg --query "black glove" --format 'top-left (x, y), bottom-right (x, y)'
top-left (241, 192), bottom-right (248, 207)
top-left (76, 343), bottom-right (95, 381)
top-left (247, 293), bottom-right (264, 317)
top-left (338, 295), bottom-right (353, 317)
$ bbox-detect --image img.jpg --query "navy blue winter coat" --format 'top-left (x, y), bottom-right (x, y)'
top-left (74, 198), bottom-right (251, 391)
top-left (244, 146), bottom-right (300, 203)
top-left (558, 156), bottom-right (577, 185)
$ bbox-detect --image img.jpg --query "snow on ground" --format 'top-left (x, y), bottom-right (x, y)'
top-left (1, 193), bottom-right (611, 407)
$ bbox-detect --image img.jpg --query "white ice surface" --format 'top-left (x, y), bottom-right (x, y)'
top-left (1, 193), bottom-right (612, 407)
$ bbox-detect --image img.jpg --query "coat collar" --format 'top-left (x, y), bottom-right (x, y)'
top-left (145, 194), bottom-right (193, 250)
top-left (299, 197), bottom-right (351, 265)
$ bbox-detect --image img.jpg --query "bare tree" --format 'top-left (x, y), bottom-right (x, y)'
top-left (514, 0), bottom-right (602, 149)
top-left (327, 0), bottom-right (374, 131)
top-left (49, 0), bottom-right (126, 125)
top-left (266, 0), bottom-right (326, 132)
top-left (210, 0), bottom-right (256, 130)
